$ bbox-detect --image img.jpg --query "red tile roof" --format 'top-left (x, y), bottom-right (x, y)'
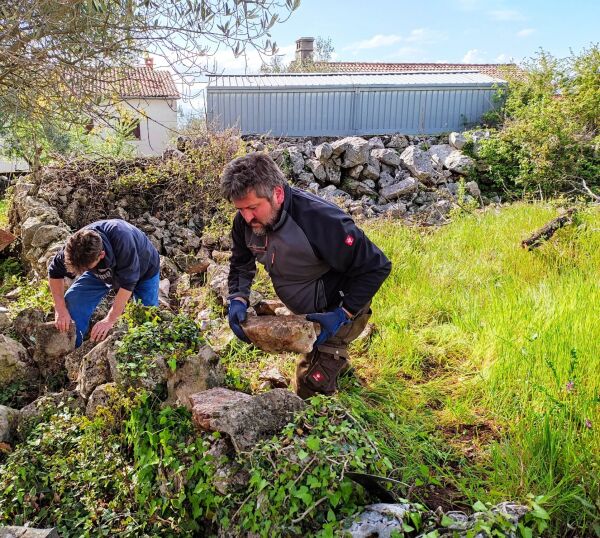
top-left (317, 62), bottom-right (520, 80)
top-left (93, 67), bottom-right (180, 99)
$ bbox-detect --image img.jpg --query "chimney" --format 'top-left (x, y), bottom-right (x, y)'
top-left (145, 57), bottom-right (154, 69)
top-left (295, 37), bottom-right (314, 63)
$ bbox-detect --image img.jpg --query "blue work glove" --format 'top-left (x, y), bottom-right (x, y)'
top-left (228, 299), bottom-right (251, 344)
top-left (306, 307), bottom-right (351, 346)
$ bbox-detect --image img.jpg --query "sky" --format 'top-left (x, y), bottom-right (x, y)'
top-left (171, 0), bottom-right (599, 116)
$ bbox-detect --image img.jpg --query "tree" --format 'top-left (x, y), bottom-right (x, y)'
top-left (0, 0), bottom-right (300, 174)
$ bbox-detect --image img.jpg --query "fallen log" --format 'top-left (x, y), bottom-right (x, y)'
top-left (521, 208), bottom-right (576, 250)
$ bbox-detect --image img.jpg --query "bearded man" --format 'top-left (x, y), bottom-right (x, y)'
top-left (221, 152), bottom-right (391, 399)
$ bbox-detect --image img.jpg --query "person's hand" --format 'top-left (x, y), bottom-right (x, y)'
top-left (306, 307), bottom-right (351, 346)
top-left (90, 317), bottom-right (116, 342)
top-left (54, 307), bottom-right (73, 332)
top-left (228, 298), bottom-right (251, 344)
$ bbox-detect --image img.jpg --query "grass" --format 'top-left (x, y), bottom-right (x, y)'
top-left (338, 203), bottom-right (600, 535)
top-left (0, 198), bottom-right (7, 227)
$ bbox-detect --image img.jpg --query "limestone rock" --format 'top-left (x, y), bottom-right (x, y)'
top-left (33, 322), bottom-right (76, 378)
top-left (11, 307), bottom-right (45, 345)
top-left (191, 388), bottom-right (306, 452)
top-left (0, 307), bottom-right (10, 332)
top-left (241, 315), bottom-right (320, 354)
top-left (86, 382), bottom-right (117, 417)
top-left (368, 137), bottom-right (385, 149)
top-left (64, 340), bottom-right (96, 383)
top-left (370, 148), bottom-right (401, 167)
top-left (287, 147), bottom-right (305, 175)
top-left (30, 224), bottom-right (69, 249)
top-left (306, 159), bottom-right (326, 181)
top-left (380, 177), bottom-right (418, 200)
top-left (207, 263), bottom-right (230, 305)
top-left (0, 334), bottom-right (38, 389)
top-left (337, 137), bottom-right (370, 168)
top-left (78, 334), bottom-right (118, 398)
top-left (0, 527), bottom-right (60, 538)
top-left (0, 405), bottom-right (20, 444)
top-left (160, 255), bottom-right (180, 283)
top-left (466, 180), bottom-right (481, 198)
top-left (444, 150), bottom-right (475, 175)
top-left (427, 144), bottom-right (454, 168)
top-left (254, 299), bottom-right (286, 316)
top-left (399, 146), bottom-right (434, 184)
top-left (258, 367), bottom-right (289, 388)
top-left (449, 131), bottom-right (467, 150)
top-left (344, 503), bottom-right (414, 537)
top-left (315, 142), bottom-right (333, 161)
top-left (165, 345), bottom-right (226, 409)
top-left (385, 134), bottom-right (409, 150)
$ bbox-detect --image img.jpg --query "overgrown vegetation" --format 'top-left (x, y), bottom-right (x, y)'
top-left (470, 45), bottom-right (600, 197)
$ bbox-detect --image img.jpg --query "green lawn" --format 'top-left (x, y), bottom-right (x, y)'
top-left (344, 203), bottom-right (600, 535)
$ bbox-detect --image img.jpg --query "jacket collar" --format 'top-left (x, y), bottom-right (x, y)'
top-left (270, 184), bottom-right (292, 232)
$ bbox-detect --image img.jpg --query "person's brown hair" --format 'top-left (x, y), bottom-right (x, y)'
top-left (220, 152), bottom-right (287, 201)
top-left (64, 229), bottom-right (104, 274)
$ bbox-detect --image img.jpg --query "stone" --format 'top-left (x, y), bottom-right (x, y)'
top-left (370, 148), bottom-right (401, 167)
top-left (385, 134), bottom-right (409, 150)
top-left (380, 177), bottom-right (418, 200)
top-left (190, 388), bottom-right (252, 430)
top-left (160, 255), bottom-right (180, 283)
top-left (18, 391), bottom-right (85, 435)
top-left (344, 503), bottom-right (414, 537)
top-left (324, 163), bottom-right (341, 185)
top-left (258, 367), bottom-right (289, 388)
top-left (347, 165), bottom-right (364, 179)
top-left (383, 202), bottom-right (408, 218)
top-left (207, 264), bottom-right (229, 304)
top-left (11, 307), bottom-right (45, 344)
top-left (427, 144), bottom-right (454, 169)
top-left (77, 334), bottom-right (118, 398)
top-left (33, 322), bottom-right (76, 378)
top-left (86, 382), bottom-right (117, 417)
top-left (30, 225), bottom-right (69, 249)
top-left (444, 150), bottom-right (475, 175)
top-left (0, 307), bottom-right (10, 332)
top-left (254, 299), bottom-right (286, 316)
top-left (296, 172), bottom-right (315, 186)
top-left (241, 315), bottom-right (320, 354)
top-left (378, 172), bottom-right (397, 189)
top-left (0, 228), bottom-right (16, 253)
top-left (165, 345), bottom-right (226, 409)
top-left (306, 159), bottom-right (326, 181)
top-left (0, 334), bottom-right (38, 390)
top-left (64, 340), bottom-right (96, 382)
top-left (449, 131), bottom-right (467, 150)
top-left (212, 250), bottom-right (231, 264)
top-left (159, 278), bottom-right (171, 307)
top-left (466, 180), bottom-right (481, 198)
top-left (336, 137), bottom-right (370, 168)
top-left (287, 147), bottom-right (305, 175)
top-left (368, 137), bottom-right (385, 149)
top-left (207, 438), bottom-right (250, 494)
top-left (314, 142), bottom-right (333, 161)
top-left (399, 146), bottom-right (434, 184)
top-left (0, 405), bottom-right (20, 444)
top-left (0, 527), bottom-right (60, 538)
top-left (191, 388), bottom-right (306, 452)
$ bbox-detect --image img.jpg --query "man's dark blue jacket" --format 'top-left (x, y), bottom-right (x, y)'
top-left (48, 219), bottom-right (160, 291)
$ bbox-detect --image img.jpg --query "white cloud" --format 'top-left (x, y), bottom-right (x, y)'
top-left (462, 49), bottom-right (486, 63)
top-left (489, 9), bottom-right (525, 21)
top-left (345, 34), bottom-right (403, 51)
top-left (517, 28), bottom-right (535, 37)
top-left (495, 53), bottom-right (511, 62)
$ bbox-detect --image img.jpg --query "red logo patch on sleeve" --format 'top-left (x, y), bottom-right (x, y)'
top-left (344, 234), bottom-right (354, 246)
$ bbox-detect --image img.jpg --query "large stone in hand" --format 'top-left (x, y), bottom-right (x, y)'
top-left (241, 315), bottom-right (320, 354)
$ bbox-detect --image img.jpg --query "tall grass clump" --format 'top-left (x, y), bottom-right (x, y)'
top-left (350, 204), bottom-right (599, 535)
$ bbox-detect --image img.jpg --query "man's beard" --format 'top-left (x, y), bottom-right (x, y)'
top-left (251, 205), bottom-right (281, 236)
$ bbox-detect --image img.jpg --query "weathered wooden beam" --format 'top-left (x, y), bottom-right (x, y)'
top-left (521, 208), bottom-right (576, 250)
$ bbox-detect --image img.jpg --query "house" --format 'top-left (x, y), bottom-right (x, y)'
top-left (93, 58), bottom-right (180, 156)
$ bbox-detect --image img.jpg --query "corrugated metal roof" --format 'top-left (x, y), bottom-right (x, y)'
top-left (207, 71), bottom-right (505, 90)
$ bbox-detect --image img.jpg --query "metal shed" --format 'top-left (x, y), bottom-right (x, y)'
top-left (206, 71), bottom-right (505, 136)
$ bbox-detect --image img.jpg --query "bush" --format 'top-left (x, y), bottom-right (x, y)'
top-left (472, 46), bottom-right (600, 197)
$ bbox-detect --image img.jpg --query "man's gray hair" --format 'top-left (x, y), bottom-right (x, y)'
top-left (220, 152), bottom-right (287, 201)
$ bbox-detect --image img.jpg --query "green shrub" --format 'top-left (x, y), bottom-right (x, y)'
top-left (472, 46), bottom-right (600, 197)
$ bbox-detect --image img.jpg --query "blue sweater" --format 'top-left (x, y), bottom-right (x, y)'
top-left (48, 220), bottom-right (160, 291)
